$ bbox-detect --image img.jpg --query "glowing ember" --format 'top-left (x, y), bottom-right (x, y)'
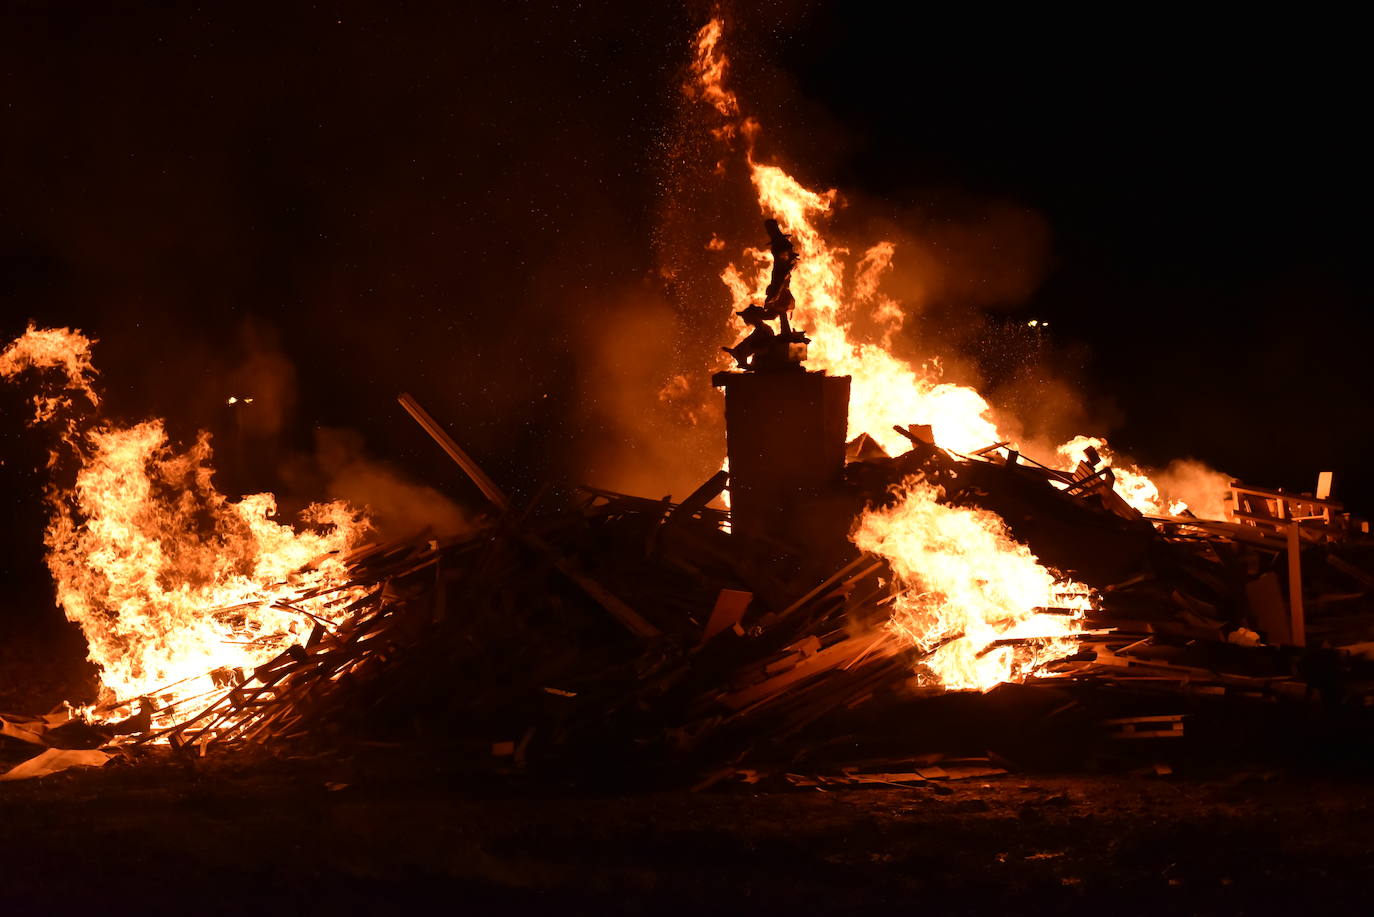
top-left (3, 325), bottom-right (370, 727)
top-left (851, 480), bottom-right (1091, 691)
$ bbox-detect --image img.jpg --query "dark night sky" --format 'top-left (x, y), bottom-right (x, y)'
top-left (2, 3), bottom-right (1369, 625)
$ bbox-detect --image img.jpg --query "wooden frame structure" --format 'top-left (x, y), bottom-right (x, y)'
top-left (1230, 480), bottom-right (1353, 647)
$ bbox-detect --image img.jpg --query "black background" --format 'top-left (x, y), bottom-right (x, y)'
top-left (2, 2), bottom-right (1369, 631)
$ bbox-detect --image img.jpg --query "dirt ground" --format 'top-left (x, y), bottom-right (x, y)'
top-left (4, 751), bottom-right (1374, 916)
top-left (6, 618), bottom-right (1374, 915)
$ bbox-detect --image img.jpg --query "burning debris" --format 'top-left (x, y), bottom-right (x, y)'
top-left (852, 480), bottom-right (1092, 691)
top-left (3, 16), bottom-right (1373, 788)
top-left (1, 325), bottom-right (371, 737)
top-left (4, 272), bottom-right (1374, 787)
top-left (723, 219), bottom-right (810, 370)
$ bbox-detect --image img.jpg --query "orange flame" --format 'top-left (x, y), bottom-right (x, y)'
top-left (0, 322), bottom-right (100, 424)
top-left (1057, 435), bottom-right (1195, 516)
top-left (687, 17), bottom-right (739, 120)
top-left (851, 480), bottom-right (1090, 690)
top-left (721, 163), bottom-right (1005, 455)
top-left (3, 325), bottom-right (370, 727)
top-left (694, 19), bottom-right (1106, 688)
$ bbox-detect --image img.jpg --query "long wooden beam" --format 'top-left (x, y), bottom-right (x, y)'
top-left (522, 533), bottom-right (663, 640)
top-left (397, 392), bottom-right (510, 511)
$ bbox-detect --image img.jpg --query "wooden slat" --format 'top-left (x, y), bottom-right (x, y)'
top-left (1288, 523), bottom-right (1306, 647)
top-left (522, 533), bottom-right (663, 640)
top-left (398, 392), bottom-right (510, 511)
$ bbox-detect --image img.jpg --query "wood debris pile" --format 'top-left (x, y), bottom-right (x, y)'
top-left (5, 398), bottom-right (1374, 786)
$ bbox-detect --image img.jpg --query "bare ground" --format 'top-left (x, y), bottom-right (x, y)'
top-left (4, 750), bottom-right (1374, 916)
top-left (6, 609), bottom-right (1374, 914)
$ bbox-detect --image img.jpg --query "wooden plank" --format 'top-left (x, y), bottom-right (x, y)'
top-left (1231, 481), bottom-right (1343, 511)
top-left (1233, 510), bottom-right (1296, 529)
top-left (771, 556), bottom-right (879, 625)
top-left (1327, 554), bottom-right (1374, 590)
top-left (397, 392), bottom-right (510, 511)
top-left (1288, 523), bottom-right (1306, 647)
top-left (891, 424), bottom-right (934, 446)
top-left (1317, 471), bottom-right (1334, 501)
top-left (720, 635), bottom-right (883, 711)
top-left (522, 533), bottom-right (662, 640)
top-left (665, 470), bottom-right (730, 524)
top-left (0, 716), bottom-right (46, 746)
top-left (1246, 572), bottom-right (1291, 645)
top-left (699, 589), bottom-right (752, 645)
top-left (1105, 715), bottom-right (1185, 739)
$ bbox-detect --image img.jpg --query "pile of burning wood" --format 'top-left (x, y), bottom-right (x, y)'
top-left (5, 382), bottom-right (1373, 786)
top-left (9, 15), bottom-right (1372, 788)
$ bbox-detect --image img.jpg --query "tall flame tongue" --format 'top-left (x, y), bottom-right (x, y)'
top-left (693, 18), bottom-right (1097, 688)
top-left (2, 325), bottom-right (370, 726)
top-left (722, 164), bottom-right (1004, 455)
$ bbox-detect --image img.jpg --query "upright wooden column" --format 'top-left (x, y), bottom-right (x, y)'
top-left (713, 371), bottom-right (852, 570)
top-left (1287, 522), bottom-right (1305, 647)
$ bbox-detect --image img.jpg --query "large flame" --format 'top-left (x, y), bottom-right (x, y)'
top-left (3, 325), bottom-right (370, 726)
top-left (718, 148), bottom-right (1215, 517)
top-left (719, 161), bottom-right (1005, 456)
top-left (692, 18), bottom-right (1123, 688)
top-left (690, 19), bottom-right (1226, 517)
top-left (851, 480), bottom-right (1090, 690)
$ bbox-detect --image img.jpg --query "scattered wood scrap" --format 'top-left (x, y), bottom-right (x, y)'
top-left (4, 398), bottom-right (1374, 786)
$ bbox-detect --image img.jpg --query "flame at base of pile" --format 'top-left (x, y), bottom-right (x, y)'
top-left (2, 324), bottom-right (372, 731)
top-left (852, 478), bottom-right (1092, 691)
top-left (48, 419), bottom-right (370, 718)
